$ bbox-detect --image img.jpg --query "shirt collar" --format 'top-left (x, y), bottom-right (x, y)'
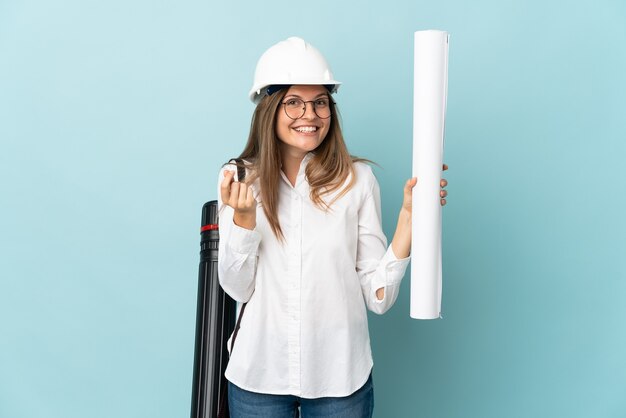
top-left (280, 152), bottom-right (314, 190)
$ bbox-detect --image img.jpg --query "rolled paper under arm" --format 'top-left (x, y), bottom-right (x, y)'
top-left (410, 30), bottom-right (449, 320)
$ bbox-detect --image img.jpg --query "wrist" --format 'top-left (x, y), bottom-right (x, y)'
top-left (392, 209), bottom-right (412, 259)
top-left (233, 211), bottom-right (256, 230)
top-left (398, 207), bottom-right (412, 225)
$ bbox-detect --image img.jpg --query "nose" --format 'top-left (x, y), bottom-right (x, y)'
top-left (301, 101), bottom-right (317, 119)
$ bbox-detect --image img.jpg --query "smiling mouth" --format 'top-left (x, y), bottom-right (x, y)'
top-left (294, 126), bottom-right (318, 133)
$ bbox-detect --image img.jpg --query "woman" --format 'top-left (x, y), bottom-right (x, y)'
top-left (217, 37), bottom-right (448, 418)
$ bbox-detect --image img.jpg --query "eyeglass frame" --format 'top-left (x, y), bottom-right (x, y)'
top-left (279, 96), bottom-right (335, 120)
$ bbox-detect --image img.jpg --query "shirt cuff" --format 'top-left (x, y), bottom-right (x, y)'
top-left (372, 246), bottom-right (410, 290)
top-left (227, 220), bottom-right (262, 255)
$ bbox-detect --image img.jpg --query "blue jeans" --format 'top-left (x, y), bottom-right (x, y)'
top-left (228, 374), bottom-right (374, 418)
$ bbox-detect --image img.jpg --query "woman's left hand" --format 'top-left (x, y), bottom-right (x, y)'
top-left (387, 164), bottom-right (450, 294)
top-left (401, 164), bottom-right (449, 213)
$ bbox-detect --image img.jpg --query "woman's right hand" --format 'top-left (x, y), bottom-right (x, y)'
top-left (220, 170), bottom-right (256, 230)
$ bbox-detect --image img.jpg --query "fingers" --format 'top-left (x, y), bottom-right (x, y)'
top-left (400, 177), bottom-right (417, 212)
top-left (246, 183), bottom-right (255, 206)
top-left (229, 181), bottom-right (240, 207)
top-left (231, 181), bottom-right (252, 208)
top-left (237, 181), bottom-right (250, 207)
top-left (405, 174), bottom-right (448, 206)
top-left (440, 169), bottom-right (448, 206)
top-left (220, 170), bottom-right (235, 204)
top-left (403, 178), bottom-right (417, 200)
top-left (405, 177), bottom-right (417, 191)
top-left (221, 170), bottom-right (255, 211)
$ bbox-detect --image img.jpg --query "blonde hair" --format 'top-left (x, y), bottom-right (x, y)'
top-left (232, 88), bottom-right (364, 240)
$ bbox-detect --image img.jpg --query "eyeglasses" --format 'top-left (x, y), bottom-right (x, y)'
top-left (281, 97), bottom-right (333, 120)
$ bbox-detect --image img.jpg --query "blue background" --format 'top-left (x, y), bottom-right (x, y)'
top-left (1, 0), bottom-right (625, 417)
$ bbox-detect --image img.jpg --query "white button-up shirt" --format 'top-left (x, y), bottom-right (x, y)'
top-left (217, 154), bottom-right (409, 399)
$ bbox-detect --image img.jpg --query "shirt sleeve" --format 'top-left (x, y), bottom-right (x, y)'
top-left (216, 166), bottom-right (261, 303)
top-left (356, 171), bottom-right (410, 315)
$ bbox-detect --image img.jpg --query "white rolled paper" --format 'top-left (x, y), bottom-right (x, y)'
top-left (411, 30), bottom-right (449, 320)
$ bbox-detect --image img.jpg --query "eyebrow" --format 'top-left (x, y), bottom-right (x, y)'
top-left (284, 93), bottom-right (329, 100)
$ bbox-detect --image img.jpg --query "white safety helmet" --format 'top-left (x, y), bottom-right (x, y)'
top-left (249, 36), bottom-right (341, 104)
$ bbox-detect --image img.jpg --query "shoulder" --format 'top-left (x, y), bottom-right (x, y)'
top-left (353, 160), bottom-right (374, 176)
top-left (352, 161), bottom-right (378, 191)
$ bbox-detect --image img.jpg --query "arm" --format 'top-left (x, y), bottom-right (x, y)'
top-left (356, 172), bottom-right (410, 315)
top-left (216, 167), bottom-right (260, 303)
top-left (380, 166), bottom-right (449, 300)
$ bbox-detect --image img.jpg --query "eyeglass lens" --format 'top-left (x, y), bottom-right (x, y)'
top-left (283, 98), bottom-right (332, 119)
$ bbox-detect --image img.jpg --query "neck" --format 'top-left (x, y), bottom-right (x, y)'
top-left (281, 151), bottom-right (307, 187)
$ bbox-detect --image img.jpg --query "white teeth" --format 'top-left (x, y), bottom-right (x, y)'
top-left (295, 126), bottom-right (317, 133)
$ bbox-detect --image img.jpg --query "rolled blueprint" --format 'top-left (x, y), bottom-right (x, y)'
top-left (411, 30), bottom-right (449, 319)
